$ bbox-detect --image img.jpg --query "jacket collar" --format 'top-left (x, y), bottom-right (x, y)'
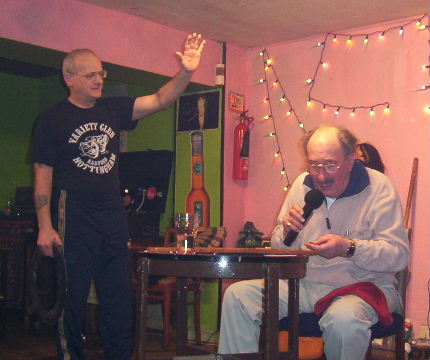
top-left (303, 160), bottom-right (370, 199)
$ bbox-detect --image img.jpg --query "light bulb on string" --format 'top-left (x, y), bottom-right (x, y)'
top-left (283, 186), bottom-right (289, 192)
top-left (384, 104), bottom-right (390, 115)
top-left (268, 132), bottom-right (276, 137)
top-left (272, 79), bottom-right (279, 87)
top-left (419, 24), bottom-right (428, 30)
top-left (363, 36), bottom-right (369, 45)
top-left (274, 151), bottom-right (280, 158)
top-left (280, 95), bottom-right (286, 102)
top-left (335, 107), bottom-right (340, 115)
top-left (322, 105), bottom-right (327, 113)
top-left (379, 32), bottom-right (385, 40)
top-left (306, 78), bottom-right (313, 84)
top-left (347, 36), bottom-right (352, 45)
top-left (425, 105), bottom-right (430, 113)
top-left (259, 49), bottom-right (265, 57)
top-left (416, 21), bottom-right (422, 28)
top-left (299, 123), bottom-right (304, 129)
top-left (280, 168), bottom-right (286, 175)
top-left (332, 34), bottom-right (338, 42)
top-left (263, 97), bottom-right (269, 104)
top-left (422, 65), bottom-right (430, 70)
top-left (286, 110), bottom-right (292, 117)
top-left (369, 107), bottom-right (375, 117)
top-left (399, 27), bottom-right (404, 36)
top-left (264, 114), bottom-right (272, 120)
top-left (307, 100), bottom-right (312, 108)
top-left (317, 41), bottom-right (325, 47)
top-left (258, 78), bottom-right (265, 84)
top-left (264, 59), bottom-right (272, 70)
top-left (350, 108), bottom-right (356, 117)
top-left (321, 61), bottom-right (328, 68)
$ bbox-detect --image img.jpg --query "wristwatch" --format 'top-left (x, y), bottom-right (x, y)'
top-left (345, 239), bottom-right (356, 257)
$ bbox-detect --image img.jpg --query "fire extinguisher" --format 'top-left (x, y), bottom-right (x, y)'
top-left (233, 111), bottom-right (253, 180)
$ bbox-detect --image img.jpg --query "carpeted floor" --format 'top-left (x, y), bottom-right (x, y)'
top-left (0, 309), bottom-right (216, 360)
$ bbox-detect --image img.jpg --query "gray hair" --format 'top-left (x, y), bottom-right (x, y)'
top-left (62, 49), bottom-right (99, 75)
top-left (301, 125), bottom-right (358, 157)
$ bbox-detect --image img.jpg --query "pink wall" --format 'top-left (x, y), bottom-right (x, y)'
top-left (223, 44), bottom-right (249, 247)
top-left (234, 17), bottom-right (429, 328)
top-left (1, 0), bottom-right (220, 85)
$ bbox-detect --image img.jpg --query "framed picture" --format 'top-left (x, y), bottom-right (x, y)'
top-left (176, 90), bottom-right (220, 132)
top-left (229, 92), bottom-right (245, 113)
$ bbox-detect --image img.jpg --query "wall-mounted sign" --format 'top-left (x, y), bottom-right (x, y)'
top-left (229, 92), bottom-right (245, 113)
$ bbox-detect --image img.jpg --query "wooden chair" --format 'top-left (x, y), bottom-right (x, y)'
top-left (146, 228), bottom-right (202, 349)
top-left (0, 247), bottom-right (11, 337)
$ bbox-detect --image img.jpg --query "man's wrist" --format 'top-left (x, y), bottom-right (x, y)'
top-left (344, 239), bottom-right (356, 258)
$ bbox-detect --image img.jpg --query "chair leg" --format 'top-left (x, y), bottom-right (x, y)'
top-left (162, 292), bottom-right (172, 349)
top-left (193, 290), bottom-right (201, 345)
top-left (395, 329), bottom-right (405, 360)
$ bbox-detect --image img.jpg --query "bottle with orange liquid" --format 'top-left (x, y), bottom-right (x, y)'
top-left (186, 131), bottom-right (210, 228)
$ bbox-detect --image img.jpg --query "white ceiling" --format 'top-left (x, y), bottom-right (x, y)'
top-left (79, 0), bottom-right (429, 48)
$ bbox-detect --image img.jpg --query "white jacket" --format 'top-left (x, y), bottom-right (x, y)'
top-left (271, 161), bottom-right (410, 288)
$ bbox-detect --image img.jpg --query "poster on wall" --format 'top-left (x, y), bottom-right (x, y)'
top-left (174, 88), bottom-right (222, 230)
top-left (176, 91), bottom-right (220, 132)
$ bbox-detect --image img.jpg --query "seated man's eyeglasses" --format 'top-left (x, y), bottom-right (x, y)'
top-left (307, 162), bottom-right (342, 175)
top-left (69, 70), bottom-right (107, 80)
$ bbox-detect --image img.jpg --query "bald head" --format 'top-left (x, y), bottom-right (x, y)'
top-left (62, 49), bottom-right (100, 77)
top-left (301, 125), bottom-right (357, 157)
top-left (303, 125), bottom-right (357, 198)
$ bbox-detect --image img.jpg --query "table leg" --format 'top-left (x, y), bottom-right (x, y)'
top-left (264, 264), bottom-right (280, 360)
top-left (288, 278), bottom-right (299, 359)
top-left (176, 277), bottom-right (188, 354)
top-left (135, 257), bottom-right (149, 360)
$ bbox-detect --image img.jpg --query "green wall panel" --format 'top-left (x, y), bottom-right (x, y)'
top-left (0, 73), bottom-right (39, 208)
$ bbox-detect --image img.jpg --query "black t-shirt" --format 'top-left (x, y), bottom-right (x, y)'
top-left (31, 97), bottom-right (137, 195)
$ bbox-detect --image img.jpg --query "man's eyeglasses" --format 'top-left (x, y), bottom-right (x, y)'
top-left (70, 70), bottom-right (107, 80)
top-left (307, 162), bottom-right (342, 175)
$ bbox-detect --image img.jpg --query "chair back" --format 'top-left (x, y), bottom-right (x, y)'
top-left (396, 228), bottom-right (411, 315)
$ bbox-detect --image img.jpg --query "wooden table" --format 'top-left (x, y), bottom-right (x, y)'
top-left (134, 247), bottom-right (314, 360)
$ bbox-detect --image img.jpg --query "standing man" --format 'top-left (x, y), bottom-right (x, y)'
top-left (218, 125), bottom-right (409, 360)
top-left (31, 33), bottom-right (205, 360)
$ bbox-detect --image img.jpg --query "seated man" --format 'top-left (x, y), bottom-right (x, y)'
top-left (218, 125), bottom-right (410, 360)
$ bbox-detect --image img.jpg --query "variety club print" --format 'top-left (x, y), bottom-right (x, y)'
top-left (68, 122), bottom-right (117, 174)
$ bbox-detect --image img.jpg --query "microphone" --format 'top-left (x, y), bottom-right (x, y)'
top-left (283, 189), bottom-right (324, 246)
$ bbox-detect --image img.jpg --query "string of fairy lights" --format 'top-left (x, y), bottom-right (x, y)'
top-left (258, 14), bottom-right (430, 192)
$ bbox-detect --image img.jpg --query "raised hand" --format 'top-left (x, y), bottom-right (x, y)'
top-left (176, 33), bottom-right (206, 72)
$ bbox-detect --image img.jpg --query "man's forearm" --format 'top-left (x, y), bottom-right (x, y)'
top-left (33, 163), bottom-right (54, 230)
top-left (155, 68), bottom-right (193, 110)
top-left (132, 68), bottom-right (194, 120)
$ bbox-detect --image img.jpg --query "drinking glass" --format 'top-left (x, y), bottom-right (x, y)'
top-left (174, 213), bottom-right (199, 251)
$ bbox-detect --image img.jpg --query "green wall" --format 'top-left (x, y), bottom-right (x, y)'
top-left (0, 71), bottom-right (67, 210)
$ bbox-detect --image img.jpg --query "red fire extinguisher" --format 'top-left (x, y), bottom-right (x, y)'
top-left (233, 111), bottom-right (253, 180)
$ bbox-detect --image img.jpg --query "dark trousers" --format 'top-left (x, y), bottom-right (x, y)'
top-left (52, 190), bottom-right (133, 360)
